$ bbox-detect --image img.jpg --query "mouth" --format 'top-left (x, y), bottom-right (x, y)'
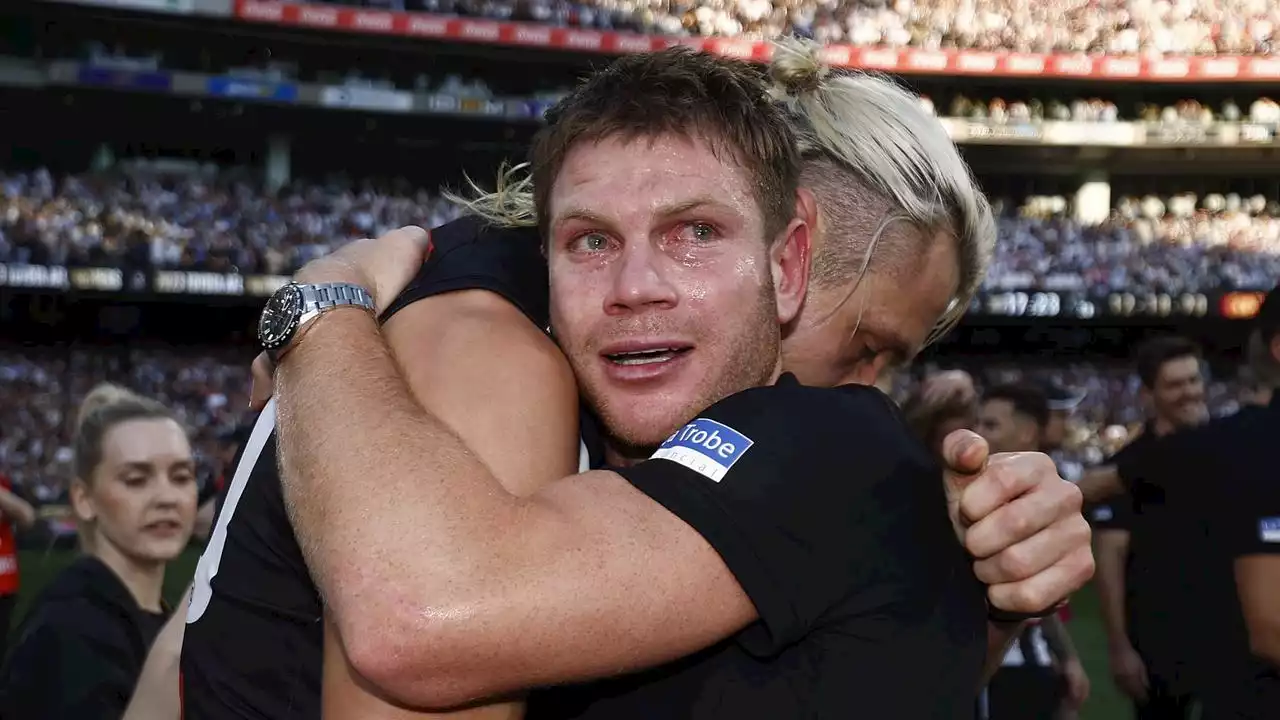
top-left (143, 520), bottom-right (183, 534)
top-left (605, 348), bottom-right (694, 366)
top-left (602, 344), bottom-right (694, 366)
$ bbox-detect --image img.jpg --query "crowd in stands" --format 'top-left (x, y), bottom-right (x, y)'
top-left (0, 349), bottom-right (252, 505)
top-left (987, 194), bottom-right (1280, 292)
top-left (928, 96), bottom-right (1280, 125)
top-left (2, 168), bottom-right (1277, 293)
top-left (0, 169), bottom-right (465, 277)
top-left (322, 0), bottom-right (1280, 55)
top-left (0, 346), bottom-right (1258, 504)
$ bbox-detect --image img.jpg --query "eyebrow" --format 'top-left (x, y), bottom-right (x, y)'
top-left (119, 459), bottom-right (194, 473)
top-left (551, 196), bottom-right (734, 235)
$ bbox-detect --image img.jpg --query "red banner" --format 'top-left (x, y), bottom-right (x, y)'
top-left (235, 0), bottom-right (1280, 82)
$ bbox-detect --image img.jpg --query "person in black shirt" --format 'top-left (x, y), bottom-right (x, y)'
top-left (1081, 289), bottom-right (1280, 719)
top-left (185, 46), bottom-right (1092, 720)
top-left (0, 384), bottom-right (197, 720)
top-left (1089, 336), bottom-right (1208, 719)
top-left (267, 48), bottom-right (1088, 720)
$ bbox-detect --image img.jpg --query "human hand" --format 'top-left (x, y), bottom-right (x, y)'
top-left (294, 225), bottom-right (433, 315)
top-left (942, 431), bottom-right (1095, 614)
top-left (1109, 642), bottom-right (1149, 703)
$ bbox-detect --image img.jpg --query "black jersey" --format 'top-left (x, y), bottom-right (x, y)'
top-left (1087, 422), bottom-right (1205, 693)
top-left (528, 376), bottom-right (988, 719)
top-left (180, 216), bottom-right (548, 720)
top-left (1114, 395), bottom-right (1280, 717)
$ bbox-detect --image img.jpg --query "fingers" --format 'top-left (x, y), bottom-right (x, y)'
top-left (370, 225), bottom-right (432, 315)
top-left (985, 545), bottom-right (1094, 614)
top-left (249, 352), bottom-right (274, 411)
top-left (391, 224), bottom-right (430, 249)
top-left (959, 451), bottom-right (1062, 526)
top-left (941, 429), bottom-right (988, 478)
top-left (971, 512), bottom-right (1092, 585)
top-left (965, 475), bottom-right (1084, 558)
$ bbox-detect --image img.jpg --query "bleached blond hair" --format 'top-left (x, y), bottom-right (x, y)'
top-left (768, 37), bottom-right (995, 347)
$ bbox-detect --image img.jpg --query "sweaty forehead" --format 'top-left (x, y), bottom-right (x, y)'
top-left (549, 134), bottom-right (758, 229)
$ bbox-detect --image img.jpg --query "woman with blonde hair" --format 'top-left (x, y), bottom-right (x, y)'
top-left (0, 383), bottom-right (197, 719)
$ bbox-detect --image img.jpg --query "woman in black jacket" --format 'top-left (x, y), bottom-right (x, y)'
top-left (0, 383), bottom-right (197, 720)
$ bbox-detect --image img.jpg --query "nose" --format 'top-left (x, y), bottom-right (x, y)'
top-left (155, 477), bottom-right (190, 508)
top-left (603, 239), bottom-right (678, 315)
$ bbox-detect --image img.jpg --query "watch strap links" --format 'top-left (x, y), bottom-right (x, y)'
top-left (298, 282), bottom-right (375, 315)
top-left (265, 282), bottom-right (375, 364)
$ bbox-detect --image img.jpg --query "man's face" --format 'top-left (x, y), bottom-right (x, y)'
top-left (782, 220), bottom-right (959, 389)
top-left (976, 399), bottom-right (1039, 454)
top-left (1148, 356), bottom-right (1207, 429)
top-left (546, 134), bottom-right (808, 453)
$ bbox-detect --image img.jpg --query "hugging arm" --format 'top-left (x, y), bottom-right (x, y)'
top-left (276, 303), bottom-right (930, 708)
top-left (276, 305), bottom-right (756, 707)
top-left (311, 289), bottom-right (580, 717)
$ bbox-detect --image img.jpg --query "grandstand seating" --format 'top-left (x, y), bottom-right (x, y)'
top-left (3, 168), bottom-right (1276, 292)
top-left (310, 0), bottom-right (1280, 55)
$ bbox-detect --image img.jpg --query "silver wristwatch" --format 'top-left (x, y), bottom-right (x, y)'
top-left (258, 282), bottom-right (375, 362)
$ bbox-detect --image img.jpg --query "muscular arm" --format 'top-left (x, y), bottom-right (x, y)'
top-left (1094, 528), bottom-right (1131, 651)
top-left (278, 301), bottom-right (757, 709)
top-left (311, 290), bottom-right (579, 717)
top-left (324, 618), bottom-right (524, 720)
top-left (276, 303), bottom-right (942, 710)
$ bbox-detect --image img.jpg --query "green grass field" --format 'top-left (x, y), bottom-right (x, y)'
top-left (9, 549), bottom-right (1132, 719)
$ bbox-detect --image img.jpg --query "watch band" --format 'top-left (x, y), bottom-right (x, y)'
top-left (265, 282), bottom-right (375, 364)
top-left (297, 282), bottom-right (375, 316)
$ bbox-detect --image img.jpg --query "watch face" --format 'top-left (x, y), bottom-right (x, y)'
top-left (259, 284), bottom-right (303, 348)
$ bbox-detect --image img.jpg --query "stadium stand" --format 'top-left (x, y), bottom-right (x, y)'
top-left (3, 169), bottom-right (1277, 289)
top-left (307, 0), bottom-right (1280, 55)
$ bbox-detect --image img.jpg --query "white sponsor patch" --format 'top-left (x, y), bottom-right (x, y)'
top-left (651, 418), bottom-right (753, 482)
top-left (1260, 517), bottom-right (1280, 544)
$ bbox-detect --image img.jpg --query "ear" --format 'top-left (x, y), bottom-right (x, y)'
top-left (70, 479), bottom-right (96, 524)
top-left (795, 187), bottom-right (819, 232)
top-left (1270, 332), bottom-right (1280, 365)
top-left (770, 196), bottom-right (813, 327)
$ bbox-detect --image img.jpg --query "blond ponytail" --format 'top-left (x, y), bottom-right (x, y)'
top-left (767, 36), bottom-right (995, 348)
top-left (767, 38), bottom-right (830, 98)
top-left (441, 162), bottom-right (538, 230)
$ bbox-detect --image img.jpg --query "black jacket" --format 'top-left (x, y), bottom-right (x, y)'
top-left (0, 555), bottom-right (168, 720)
